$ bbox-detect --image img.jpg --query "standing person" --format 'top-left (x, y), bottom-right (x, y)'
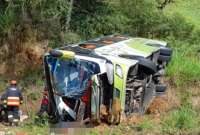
top-left (37, 87), bottom-right (49, 117)
top-left (0, 93), bottom-right (8, 122)
top-left (4, 80), bottom-right (23, 124)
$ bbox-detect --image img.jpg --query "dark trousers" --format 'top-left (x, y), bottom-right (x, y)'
top-left (7, 106), bottom-right (19, 119)
top-left (0, 105), bottom-right (3, 121)
top-left (37, 105), bottom-right (48, 116)
top-left (0, 104), bottom-right (7, 122)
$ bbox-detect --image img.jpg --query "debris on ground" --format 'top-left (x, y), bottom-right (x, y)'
top-left (147, 86), bottom-right (180, 115)
top-left (147, 96), bottom-right (169, 114)
top-left (20, 115), bottom-right (28, 122)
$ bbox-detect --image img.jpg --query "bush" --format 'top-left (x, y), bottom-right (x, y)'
top-left (119, 0), bottom-right (165, 37)
top-left (0, 7), bottom-right (16, 36)
top-left (71, 1), bottom-right (126, 39)
top-left (166, 13), bottom-right (195, 41)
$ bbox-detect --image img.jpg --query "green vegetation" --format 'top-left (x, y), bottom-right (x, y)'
top-left (0, 116), bottom-right (48, 135)
top-left (136, 118), bottom-right (155, 131)
top-left (166, 40), bottom-right (200, 86)
top-left (163, 0), bottom-right (200, 87)
top-left (0, 0), bottom-right (200, 134)
top-left (1, 0), bottom-right (199, 83)
top-left (12, 124), bottom-right (48, 135)
top-left (165, 0), bottom-right (200, 27)
top-left (162, 90), bottom-right (199, 134)
top-left (162, 106), bottom-right (198, 134)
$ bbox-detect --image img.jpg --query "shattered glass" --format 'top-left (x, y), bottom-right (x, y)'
top-left (47, 56), bottom-right (100, 99)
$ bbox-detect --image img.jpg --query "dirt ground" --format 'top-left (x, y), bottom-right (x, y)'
top-left (93, 86), bottom-right (181, 134)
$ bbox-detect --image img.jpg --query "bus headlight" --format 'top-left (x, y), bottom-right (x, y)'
top-left (116, 64), bottom-right (123, 78)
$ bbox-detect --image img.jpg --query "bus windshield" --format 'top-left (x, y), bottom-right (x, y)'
top-left (46, 56), bottom-right (100, 99)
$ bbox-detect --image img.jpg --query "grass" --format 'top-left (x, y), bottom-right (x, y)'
top-left (13, 124), bottom-right (49, 135)
top-left (161, 106), bottom-right (199, 134)
top-left (163, 0), bottom-right (200, 87)
top-left (165, 0), bottom-right (200, 28)
top-left (134, 117), bottom-right (156, 132)
top-left (0, 120), bottom-right (49, 135)
top-left (161, 91), bottom-right (199, 134)
top-left (166, 40), bottom-right (200, 86)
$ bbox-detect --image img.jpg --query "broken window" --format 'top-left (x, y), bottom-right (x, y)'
top-left (47, 56), bottom-right (100, 99)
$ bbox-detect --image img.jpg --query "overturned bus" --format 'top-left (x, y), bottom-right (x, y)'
top-left (43, 35), bottom-right (172, 125)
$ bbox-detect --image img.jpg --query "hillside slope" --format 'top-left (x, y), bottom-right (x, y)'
top-left (0, 0), bottom-right (200, 135)
top-left (165, 0), bottom-right (200, 27)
